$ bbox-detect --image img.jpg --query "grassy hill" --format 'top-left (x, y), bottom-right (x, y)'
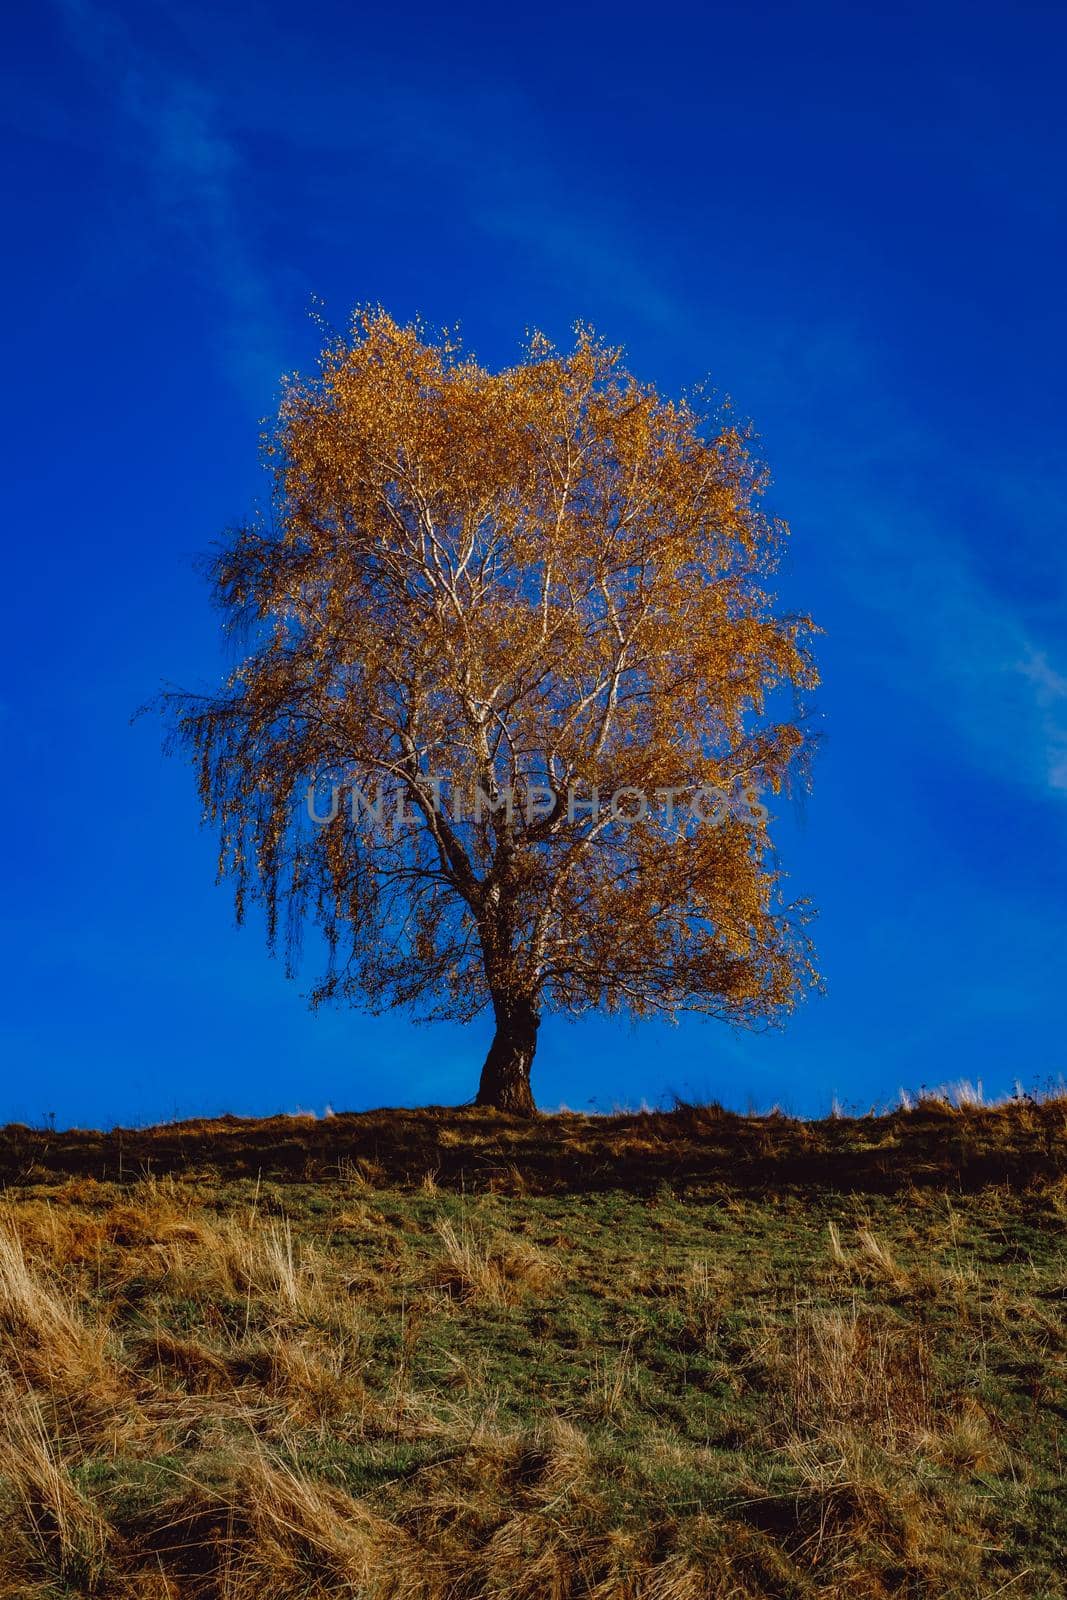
top-left (0, 1098), bottom-right (1064, 1598)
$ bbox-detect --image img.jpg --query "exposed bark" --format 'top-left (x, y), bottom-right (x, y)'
top-left (475, 993), bottom-right (540, 1114)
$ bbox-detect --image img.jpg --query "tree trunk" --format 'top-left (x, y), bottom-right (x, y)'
top-left (475, 993), bottom-right (539, 1114)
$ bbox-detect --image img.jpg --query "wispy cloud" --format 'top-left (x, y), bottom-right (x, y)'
top-left (1017, 648), bottom-right (1067, 791)
top-left (836, 494), bottom-right (1067, 798)
top-left (54, 0), bottom-right (281, 404)
top-left (753, 329), bottom-right (1067, 804)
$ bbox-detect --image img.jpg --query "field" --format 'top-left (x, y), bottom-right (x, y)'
top-left (0, 1099), bottom-right (1064, 1598)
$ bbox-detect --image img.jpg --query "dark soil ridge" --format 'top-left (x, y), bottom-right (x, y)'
top-left (1, 1099), bottom-right (1064, 1194)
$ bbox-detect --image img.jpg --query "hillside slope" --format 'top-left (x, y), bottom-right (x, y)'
top-left (0, 1101), bottom-right (1064, 1598)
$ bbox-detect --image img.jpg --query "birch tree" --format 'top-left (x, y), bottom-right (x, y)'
top-left (169, 311), bottom-right (819, 1113)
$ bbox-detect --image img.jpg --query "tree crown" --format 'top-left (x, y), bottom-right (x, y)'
top-left (172, 310), bottom-right (819, 1042)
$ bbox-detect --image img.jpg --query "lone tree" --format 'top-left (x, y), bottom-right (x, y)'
top-left (170, 311), bottom-right (818, 1113)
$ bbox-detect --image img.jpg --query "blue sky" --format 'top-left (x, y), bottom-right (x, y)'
top-left (2, 0), bottom-right (1065, 1125)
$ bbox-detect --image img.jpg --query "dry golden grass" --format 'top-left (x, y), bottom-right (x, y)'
top-left (429, 1218), bottom-right (554, 1306)
top-left (0, 1381), bottom-right (109, 1590)
top-left (0, 1108), bottom-right (1063, 1598)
